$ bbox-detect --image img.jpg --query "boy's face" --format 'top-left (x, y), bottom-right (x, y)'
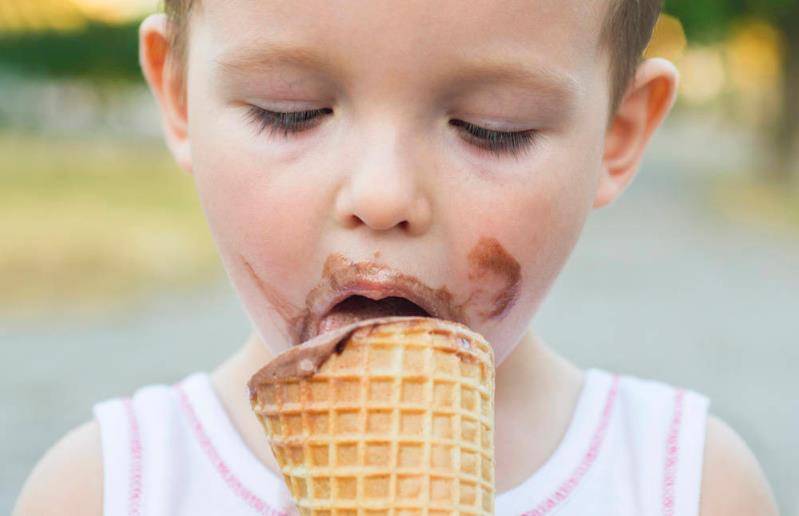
top-left (177, 0), bottom-right (616, 363)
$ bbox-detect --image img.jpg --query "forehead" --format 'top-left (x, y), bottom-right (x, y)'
top-left (192, 0), bottom-right (609, 98)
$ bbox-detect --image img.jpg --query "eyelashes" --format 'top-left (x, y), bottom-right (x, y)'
top-left (447, 119), bottom-right (537, 159)
top-left (245, 105), bottom-right (538, 158)
top-left (245, 106), bottom-right (333, 138)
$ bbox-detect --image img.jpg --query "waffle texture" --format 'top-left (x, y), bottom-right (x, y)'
top-left (249, 317), bottom-right (496, 516)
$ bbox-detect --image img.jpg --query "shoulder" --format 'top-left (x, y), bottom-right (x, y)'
top-left (603, 370), bottom-right (779, 515)
top-left (699, 414), bottom-right (779, 516)
top-left (13, 420), bottom-right (103, 516)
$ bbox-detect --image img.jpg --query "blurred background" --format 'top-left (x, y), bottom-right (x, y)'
top-left (1, 0), bottom-right (797, 513)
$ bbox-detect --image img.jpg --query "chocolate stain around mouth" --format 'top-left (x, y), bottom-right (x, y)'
top-left (295, 253), bottom-right (466, 343)
top-left (241, 236), bottom-right (521, 346)
top-left (241, 257), bottom-right (306, 342)
top-left (465, 236), bottom-right (522, 320)
top-left (241, 253), bottom-right (437, 345)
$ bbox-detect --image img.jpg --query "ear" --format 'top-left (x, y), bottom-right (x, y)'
top-left (139, 14), bottom-right (192, 174)
top-left (594, 57), bottom-right (679, 208)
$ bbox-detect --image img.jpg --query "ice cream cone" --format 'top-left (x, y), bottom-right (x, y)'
top-left (248, 316), bottom-right (495, 515)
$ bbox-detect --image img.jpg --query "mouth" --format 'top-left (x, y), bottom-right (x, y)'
top-left (316, 294), bottom-right (432, 336)
top-left (299, 265), bottom-right (464, 343)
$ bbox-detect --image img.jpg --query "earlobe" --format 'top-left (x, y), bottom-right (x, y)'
top-left (139, 14), bottom-right (192, 174)
top-left (594, 57), bottom-right (679, 208)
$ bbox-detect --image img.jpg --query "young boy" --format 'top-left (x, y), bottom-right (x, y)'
top-left (15, 0), bottom-right (779, 514)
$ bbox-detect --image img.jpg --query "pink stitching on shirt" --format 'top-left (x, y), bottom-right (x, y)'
top-left (521, 374), bottom-right (621, 516)
top-left (122, 397), bottom-right (143, 516)
top-left (662, 388), bottom-right (685, 516)
top-left (174, 384), bottom-right (288, 516)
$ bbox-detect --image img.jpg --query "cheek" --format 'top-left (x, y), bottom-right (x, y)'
top-left (517, 144), bottom-right (601, 290)
top-left (187, 102), bottom-right (327, 293)
top-left (518, 174), bottom-right (593, 292)
top-left (193, 154), bottom-right (300, 260)
top-left (452, 127), bottom-right (602, 333)
top-left (468, 178), bottom-right (592, 312)
top-left (188, 116), bottom-right (335, 350)
top-left (465, 147), bottom-right (599, 282)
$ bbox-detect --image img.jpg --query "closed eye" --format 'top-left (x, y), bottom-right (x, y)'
top-left (244, 106), bottom-right (538, 158)
top-left (245, 106), bottom-right (332, 138)
top-left (448, 119), bottom-right (538, 158)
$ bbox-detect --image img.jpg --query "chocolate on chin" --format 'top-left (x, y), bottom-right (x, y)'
top-left (248, 315), bottom-right (496, 515)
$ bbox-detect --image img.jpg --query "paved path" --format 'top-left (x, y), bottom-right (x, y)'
top-left (535, 121), bottom-right (799, 514)
top-left (3, 117), bottom-right (797, 514)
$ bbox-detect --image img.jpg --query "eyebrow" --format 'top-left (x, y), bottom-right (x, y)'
top-left (441, 54), bottom-right (582, 107)
top-left (214, 44), bottom-right (338, 77)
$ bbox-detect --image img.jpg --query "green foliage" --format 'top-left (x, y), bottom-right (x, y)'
top-left (0, 20), bottom-right (142, 83)
top-left (664, 0), bottom-right (798, 40)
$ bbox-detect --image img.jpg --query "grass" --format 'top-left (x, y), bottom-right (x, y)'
top-left (0, 130), bottom-right (221, 320)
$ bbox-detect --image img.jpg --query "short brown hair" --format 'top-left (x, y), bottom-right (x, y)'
top-left (162, 0), bottom-right (662, 116)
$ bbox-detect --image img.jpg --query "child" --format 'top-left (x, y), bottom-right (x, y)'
top-left (15, 0), bottom-right (779, 514)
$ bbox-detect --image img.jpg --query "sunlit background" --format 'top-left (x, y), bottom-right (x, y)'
top-left (2, 0), bottom-right (797, 513)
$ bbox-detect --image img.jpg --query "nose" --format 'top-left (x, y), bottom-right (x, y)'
top-left (334, 128), bottom-right (432, 235)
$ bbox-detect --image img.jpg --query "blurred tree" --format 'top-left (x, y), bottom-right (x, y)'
top-left (0, 20), bottom-right (140, 83)
top-left (665, 0), bottom-right (799, 184)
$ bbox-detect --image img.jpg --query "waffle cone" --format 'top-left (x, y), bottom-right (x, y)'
top-left (249, 316), bottom-right (496, 515)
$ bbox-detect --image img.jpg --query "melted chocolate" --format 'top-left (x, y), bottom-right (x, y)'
top-left (247, 315), bottom-right (485, 391)
top-left (249, 316), bottom-right (428, 393)
top-left (294, 253), bottom-right (467, 343)
top-left (241, 235), bottom-right (521, 347)
top-left (241, 255), bottom-right (307, 344)
top-left (465, 237), bottom-right (522, 320)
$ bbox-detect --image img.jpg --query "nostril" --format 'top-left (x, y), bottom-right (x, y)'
top-left (348, 213), bottom-right (411, 232)
top-left (335, 184), bottom-right (420, 232)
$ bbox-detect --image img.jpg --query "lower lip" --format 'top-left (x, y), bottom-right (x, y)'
top-left (316, 311), bottom-right (362, 337)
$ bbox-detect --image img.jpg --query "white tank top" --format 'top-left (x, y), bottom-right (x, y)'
top-left (93, 368), bottom-right (709, 516)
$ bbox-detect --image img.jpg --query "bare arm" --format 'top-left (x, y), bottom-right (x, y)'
top-left (13, 420), bottom-right (103, 516)
top-left (700, 415), bottom-right (780, 516)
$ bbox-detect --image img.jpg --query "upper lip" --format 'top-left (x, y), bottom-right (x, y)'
top-left (299, 261), bottom-right (462, 341)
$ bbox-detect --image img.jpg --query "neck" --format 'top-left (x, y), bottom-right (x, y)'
top-left (210, 324), bottom-right (584, 494)
top-left (493, 327), bottom-right (584, 491)
top-left (210, 331), bottom-right (283, 475)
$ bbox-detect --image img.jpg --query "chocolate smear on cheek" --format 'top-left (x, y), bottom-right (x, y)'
top-left (465, 237), bottom-right (522, 320)
top-left (241, 255), bottom-right (307, 344)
